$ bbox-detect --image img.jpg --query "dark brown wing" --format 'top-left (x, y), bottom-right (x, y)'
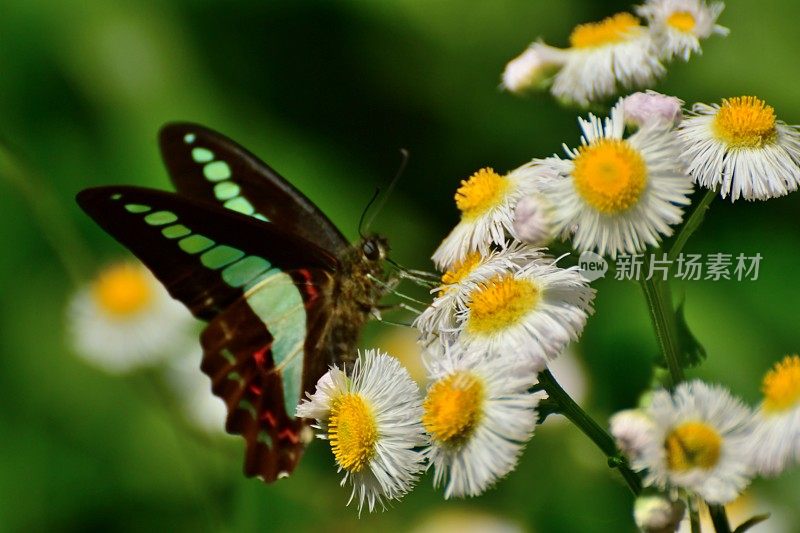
top-left (159, 122), bottom-right (350, 256)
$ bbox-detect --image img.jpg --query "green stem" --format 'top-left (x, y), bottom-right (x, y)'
top-left (538, 369), bottom-right (642, 495)
top-left (689, 497), bottom-right (701, 533)
top-left (709, 504), bottom-right (732, 533)
top-left (640, 260), bottom-right (684, 386)
top-left (668, 188), bottom-right (716, 262)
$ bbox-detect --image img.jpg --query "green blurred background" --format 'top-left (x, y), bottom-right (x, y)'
top-left (1, 1), bottom-right (798, 531)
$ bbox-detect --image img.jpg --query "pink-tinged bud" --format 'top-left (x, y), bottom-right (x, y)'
top-left (513, 192), bottom-right (555, 246)
top-left (634, 494), bottom-right (686, 533)
top-left (622, 91), bottom-right (684, 127)
top-left (609, 409), bottom-right (654, 461)
top-left (501, 45), bottom-right (564, 95)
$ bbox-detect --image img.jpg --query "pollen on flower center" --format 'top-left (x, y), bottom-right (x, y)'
top-left (467, 275), bottom-right (539, 334)
top-left (422, 372), bottom-right (484, 446)
top-left (664, 421), bottom-right (722, 471)
top-left (442, 252), bottom-right (483, 286)
top-left (93, 263), bottom-right (153, 316)
top-left (569, 12), bottom-right (641, 48)
top-left (328, 393), bottom-right (378, 473)
top-left (762, 355), bottom-right (800, 413)
top-left (667, 11), bottom-right (697, 33)
top-left (573, 139), bottom-right (647, 214)
top-left (455, 168), bottom-right (510, 220)
top-left (713, 96), bottom-right (777, 148)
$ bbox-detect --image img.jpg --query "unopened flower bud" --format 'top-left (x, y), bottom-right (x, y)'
top-left (633, 494), bottom-right (686, 533)
top-left (502, 45), bottom-right (564, 94)
top-left (622, 91), bottom-right (683, 128)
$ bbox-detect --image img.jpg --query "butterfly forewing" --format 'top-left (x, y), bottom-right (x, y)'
top-left (159, 122), bottom-right (350, 256)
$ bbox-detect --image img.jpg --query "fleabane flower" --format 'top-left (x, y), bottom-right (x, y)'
top-left (622, 91), bottom-right (684, 128)
top-left (540, 100), bottom-right (693, 258)
top-left (634, 381), bottom-right (756, 504)
top-left (512, 192), bottom-right (557, 246)
top-left (67, 261), bottom-right (195, 374)
top-left (535, 12), bottom-right (665, 106)
top-left (166, 348), bottom-right (228, 435)
top-left (422, 345), bottom-right (539, 498)
top-left (454, 254), bottom-right (594, 371)
top-left (678, 96), bottom-right (800, 201)
top-left (749, 355), bottom-right (800, 476)
top-left (637, 0), bottom-right (729, 61)
top-left (296, 350), bottom-right (426, 513)
top-left (414, 243), bottom-right (545, 343)
top-left (501, 45), bottom-right (565, 95)
top-left (633, 493), bottom-right (686, 533)
top-left (432, 165), bottom-right (540, 270)
top-left (610, 408), bottom-right (656, 462)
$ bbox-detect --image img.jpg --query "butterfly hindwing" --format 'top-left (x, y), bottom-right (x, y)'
top-left (159, 122), bottom-right (350, 256)
top-left (76, 186), bottom-right (337, 321)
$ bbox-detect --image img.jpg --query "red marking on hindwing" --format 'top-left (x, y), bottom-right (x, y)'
top-left (278, 428), bottom-right (300, 444)
top-left (261, 410), bottom-right (277, 428)
top-left (249, 383), bottom-right (263, 396)
top-left (296, 269), bottom-right (319, 305)
top-left (253, 345), bottom-right (271, 369)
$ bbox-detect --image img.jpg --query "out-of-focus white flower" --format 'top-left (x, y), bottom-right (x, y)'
top-left (512, 192), bottom-right (557, 246)
top-left (637, 0), bottom-right (729, 61)
top-left (67, 261), bottom-right (195, 374)
top-left (411, 509), bottom-right (525, 533)
top-left (678, 96), bottom-right (800, 201)
top-left (622, 91), bottom-right (684, 128)
top-left (634, 493), bottom-right (686, 533)
top-left (610, 408), bottom-right (655, 461)
top-left (501, 45), bottom-right (565, 95)
top-left (535, 12), bottom-right (665, 106)
top-left (296, 350), bottom-right (426, 513)
top-left (165, 348), bottom-right (227, 435)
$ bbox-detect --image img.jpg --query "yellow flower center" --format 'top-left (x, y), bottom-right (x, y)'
top-left (667, 11), bottom-right (697, 33)
top-left (92, 263), bottom-right (153, 316)
top-left (441, 252), bottom-right (483, 286)
top-left (713, 96), bottom-right (777, 149)
top-left (327, 393), bottom-right (378, 473)
top-left (455, 168), bottom-right (510, 220)
top-left (573, 139), bottom-right (647, 214)
top-left (422, 372), bottom-right (484, 446)
top-left (664, 421), bottom-right (722, 471)
top-left (467, 275), bottom-right (539, 334)
top-left (762, 355), bottom-right (800, 413)
top-left (569, 13), bottom-right (641, 48)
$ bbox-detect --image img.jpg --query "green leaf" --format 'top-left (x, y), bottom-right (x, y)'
top-left (654, 299), bottom-right (707, 369)
top-left (536, 397), bottom-right (561, 424)
top-left (733, 513), bottom-right (770, 533)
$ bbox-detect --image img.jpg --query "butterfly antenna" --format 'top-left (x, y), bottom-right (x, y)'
top-left (362, 149), bottom-right (409, 234)
top-left (358, 187), bottom-right (382, 239)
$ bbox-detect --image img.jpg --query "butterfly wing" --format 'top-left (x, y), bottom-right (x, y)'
top-left (77, 186), bottom-right (338, 481)
top-left (158, 122), bottom-right (350, 256)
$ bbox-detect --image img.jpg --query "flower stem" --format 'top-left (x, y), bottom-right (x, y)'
top-left (709, 504), bottom-right (732, 533)
top-left (538, 369), bottom-right (642, 495)
top-left (688, 497), bottom-right (701, 533)
top-left (640, 261), bottom-right (684, 387)
top-left (668, 188), bottom-right (716, 262)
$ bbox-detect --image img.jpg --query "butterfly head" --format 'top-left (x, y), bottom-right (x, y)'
top-left (360, 235), bottom-right (389, 263)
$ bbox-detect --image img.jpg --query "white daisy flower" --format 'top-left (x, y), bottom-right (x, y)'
top-left (610, 408), bottom-right (656, 461)
top-left (422, 344), bottom-right (539, 498)
top-left (501, 44), bottom-right (565, 95)
top-left (67, 261), bottom-right (195, 374)
top-left (296, 349), bottom-right (427, 513)
top-left (749, 354), bottom-right (800, 477)
top-left (622, 91), bottom-right (684, 128)
top-left (454, 254), bottom-right (594, 371)
top-left (535, 12), bottom-right (665, 107)
top-left (512, 191), bottom-right (557, 246)
top-left (677, 96), bottom-right (800, 201)
top-left (637, 0), bottom-right (729, 61)
top-left (540, 99), bottom-right (693, 258)
top-left (414, 243), bottom-right (545, 343)
top-left (431, 165), bottom-right (540, 270)
top-left (634, 381), bottom-right (756, 504)
top-left (165, 348), bottom-right (228, 435)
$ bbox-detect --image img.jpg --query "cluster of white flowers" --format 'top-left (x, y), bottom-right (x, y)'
top-left (610, 356), bottom-right (800, 509)
top-left (502, 0), bottom-right (728, 106)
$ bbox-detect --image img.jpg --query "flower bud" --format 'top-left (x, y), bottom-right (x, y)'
top-left (512, 192), bottom-right (555, 245)
top-left (502, 45), bottom-right (564, 94)
top-left (622, 91), bottom-right (683, 128)
top-left (633, 494), bottom-right (686, 533)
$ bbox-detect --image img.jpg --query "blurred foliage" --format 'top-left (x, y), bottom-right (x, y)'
top-left (0, 1), bottom-right (798, 532)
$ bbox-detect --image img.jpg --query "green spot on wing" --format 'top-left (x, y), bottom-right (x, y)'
top-left (144, 210), bottom-right (178, 226)
top-left (221, 348), bottom-right (236, 365)
top-left (201, 245), bottom-right (246, 269)
top-left (222, 256), bottom-right (272, 287)
top-left (238, 399), bottom-right (257, 418)
top-left (179, 234), bottom-right (215, 254)
top-left (111, 193), bottom-right (122, 200)
top-left (162, 224), bottom-right (191, 239)
top-left (214, 181), bottom-right (241, 201)
top-left (184, 133), bottom-right (196, 144)
top-left (192, 147), bottom-right (214, 163)
top-left (224, 196), bottom-right (255, 215)
top-left (253, 214), bottom-right (269, 222)
top-left (125, 203), bottom-right (151, 213)
top-left (204, 161), bottom-right (232, 181)
top-left (257, 431), bottom-right (273, 448)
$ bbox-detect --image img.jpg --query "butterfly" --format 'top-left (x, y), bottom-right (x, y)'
top-left (77, 123), bottom-right (392, 482)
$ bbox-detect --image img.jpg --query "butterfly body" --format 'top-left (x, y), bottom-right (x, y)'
top-left (77, 123), bottom-right (391, 482)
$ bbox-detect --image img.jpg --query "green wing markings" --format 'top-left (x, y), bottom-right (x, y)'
top-left (179, 234), bottom-right (215, 254)
top-left (246, 272), bottom-right (307, 418)
top-left (144, 210), bottom-right (178, 226)
top-left (222, 256), bottom-right (273, 288)
top-left (161, 224), bottom-right (191, 239)
top-left (201, 245), bottom-right (245, 269)
top-left (180, 132), bottom-right (265, 219)
top-left (257, 431), bottom-right (273, 449)
top-left (125, 203), bottom-right (151, 213)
